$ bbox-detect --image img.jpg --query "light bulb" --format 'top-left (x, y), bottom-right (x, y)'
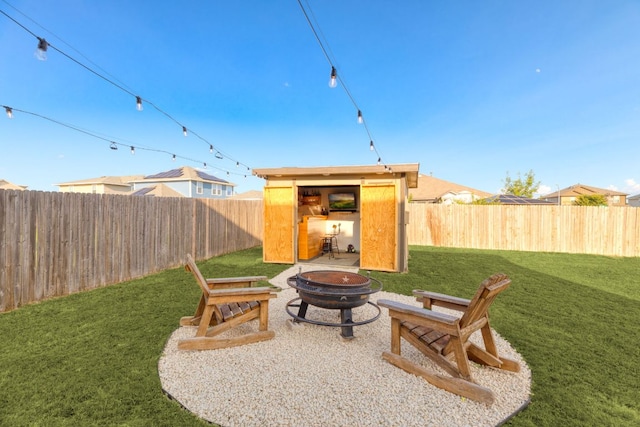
top-left (357, 110), bottom-right (363, 124)
top-left (329, 66), bottom-right (337, 88)
top-left (35, 38), bottom-right (48, 61)
top-left (136, 96), bottom-right (143, 111)
top-left (209, 144), bottom-right (213, 153)
top-left (130, 146), bottom-right (135, 155)
top-left (369, 140), bottom-right (374, 151)
top-left (109, 142), bottom-right (118, 150)
top-left (215, 152), bottom-right (223, 160)
top-left (203, 162), bottom-right (207, 169)
top-left (172, 154), bottom-right (176, 161)
top-left (182, 126), bottom-right (188, 137)
top-left (236, 161), bottom-right (239, 168)
top-left (377, 157), bottom-right (381, 165)
top-left (5, 107), bottom-right (12, 119)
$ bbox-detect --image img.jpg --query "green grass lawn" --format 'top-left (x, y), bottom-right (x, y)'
top-left (0, 246), bottom-right (638, 426)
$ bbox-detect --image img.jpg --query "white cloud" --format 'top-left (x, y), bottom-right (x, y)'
top-left (537, 184), bottom-right (552, 196)
top-left (624, 178), bottom-right (640, 194)
top-left (607, 184), bottom-right (619, 191)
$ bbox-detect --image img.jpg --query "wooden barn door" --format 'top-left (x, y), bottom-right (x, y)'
top-left (360, 184), bottom-right (398, 272)
top-left (263, 186), bottom-right (295, 263)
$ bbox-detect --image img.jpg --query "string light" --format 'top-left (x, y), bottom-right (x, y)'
top-left (215, 152), bottom-right (223, 160)
top-left (182, 126), bottom-right (188, 137)
top-left (296, 0), bottom-right (391, 170)
top-left (203, 162), bottom-right (207, 169)
top-left (2, 104), bottom-right (251, 178)
top-left (329, 66), bottom-right (337, 88)
top-left (0, 9), bottom-right (255, 174)
top-left (209, 144), bottom-right (213, 153)
top-left (4, 106), bottom-right (12, 118)
top-left (35, 37), bottom-right (47, 60)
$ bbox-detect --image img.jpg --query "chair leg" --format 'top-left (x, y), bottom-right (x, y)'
top-left (259, 300), bottom-right (270, 331)
top-left (389, 318), bottom-right (402, 355)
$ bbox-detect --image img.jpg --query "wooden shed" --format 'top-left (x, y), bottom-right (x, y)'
top-left (253, 164), bottom-right (420, 273)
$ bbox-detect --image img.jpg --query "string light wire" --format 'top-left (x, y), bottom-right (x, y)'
top-left (296, 0), bottom-right (389, 170)
top-left (1, 104), bottom-right (249, 178)
top-left (0, 5), bottom-right (252, 172)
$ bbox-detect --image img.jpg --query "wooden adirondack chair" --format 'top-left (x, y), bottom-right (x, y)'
top-left (178, 254), bottom-right (277, 351)
top-left (377, 273), bottom-right (520, 404)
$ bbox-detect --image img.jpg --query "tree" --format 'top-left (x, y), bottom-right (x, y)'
top-left (501, 170), bottom-right (540, 198)
top-left (573, 194), bottom-right (608, 206)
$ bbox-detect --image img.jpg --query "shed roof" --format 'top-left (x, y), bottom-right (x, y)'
top-left (253, 164), bottom-right (420, 188)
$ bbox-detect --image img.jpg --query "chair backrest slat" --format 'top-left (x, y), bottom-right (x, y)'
top-left (459, 273), bottom-right (511, 327)
top-left (185, 254), bottom-right (210, 295)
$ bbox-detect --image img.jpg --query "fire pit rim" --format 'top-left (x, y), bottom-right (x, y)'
top-left (287, 273), bottom-right (383, 297)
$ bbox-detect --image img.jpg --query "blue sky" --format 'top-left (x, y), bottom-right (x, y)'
top-left (1, 0), bottom-right (639, 196)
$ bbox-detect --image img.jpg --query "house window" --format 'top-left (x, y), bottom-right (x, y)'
top-left (211, 184), bottom-right (222, 196)
top-left (613, 196), bottom-right (620, 203)
top-left (196, 182), bottom-right (203, 194)
top-left (226, 187), bottom-right (233, 196)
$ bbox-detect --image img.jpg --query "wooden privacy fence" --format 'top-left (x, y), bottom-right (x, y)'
top-left (407, 204), bottom-right (640, 257)
top-left (0, 190), bottom-right (263, 312)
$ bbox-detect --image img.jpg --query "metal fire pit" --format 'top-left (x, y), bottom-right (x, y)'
top-left (286, 270), bottom-right (383, 339)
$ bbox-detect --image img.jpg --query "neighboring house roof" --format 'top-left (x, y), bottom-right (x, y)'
top-left (229, 190), bottom-right (263, 200)
top-left (482, 194), bottom-right (555, 205)
top-left (130, 184), bottom-right (184, 198)
top-left (133, 166), bottom-right (231, 185)
top-left (543, 183), bottom-right (628, 198)
top-left (409, 174), bottom-right (492, 203)
top-left (56, 175), bottom-right (143, 187)
top-left (627, 193), bottom-right (640, 207)
top-left (0, 179), bottom-right (27, 190)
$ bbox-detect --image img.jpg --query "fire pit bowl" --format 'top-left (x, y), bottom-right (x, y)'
top-left (286, 270), bottom-right (383, 339)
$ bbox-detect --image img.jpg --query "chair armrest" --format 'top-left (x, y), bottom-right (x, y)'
top-left (378, 299), bottom-right (458, 326)
top-left (206, 276), bottom-right (268, 289)
top-left (209, 286), bottom-right (276, 297)
top-left (413, 290), bottom-right (470, 311)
